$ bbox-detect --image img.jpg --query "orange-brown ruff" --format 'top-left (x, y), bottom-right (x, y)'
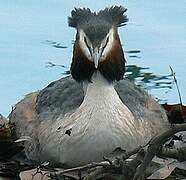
top-left (10, 6), bottom-right (169, 167)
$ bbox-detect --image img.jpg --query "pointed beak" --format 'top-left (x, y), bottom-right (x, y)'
top-left (91, 47), bottom-right (102, 69)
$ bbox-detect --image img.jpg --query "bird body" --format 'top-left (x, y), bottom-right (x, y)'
top-left (9, 6), bottom-right (169, 167)
top-left (10, 72), bottom-right (168, 167)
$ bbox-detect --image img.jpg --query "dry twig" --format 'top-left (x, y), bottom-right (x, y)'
top-left (134, 123), bottom-right (186, 180)
top-left (161, 146), bottom-right (186, 161)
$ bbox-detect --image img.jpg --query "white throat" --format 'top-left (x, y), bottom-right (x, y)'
top-left (82, 71), bottom-right (122, 106)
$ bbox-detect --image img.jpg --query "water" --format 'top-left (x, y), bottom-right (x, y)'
top-left (0, 0), bottom-right (186, 117)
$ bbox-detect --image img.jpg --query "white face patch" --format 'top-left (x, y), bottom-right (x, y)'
top-left (79, 30), bottom-right (93, 61)
top-left (99, 28), bottom-right (114, 62)
top-left (78, 28), bottom-right (114, 63)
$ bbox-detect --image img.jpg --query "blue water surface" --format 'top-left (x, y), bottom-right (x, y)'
top-left (0, 0), bottom-right (186, 116)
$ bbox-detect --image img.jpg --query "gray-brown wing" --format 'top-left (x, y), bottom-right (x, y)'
top-left (35, 76), bottom-right (84, 120)
top-left (115, 79), bottom-right (167, 124)
top-left (9, 76), bottom-right (84, 138)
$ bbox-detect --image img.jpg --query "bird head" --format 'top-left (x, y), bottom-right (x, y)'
top-left (69, 6), bottom-right (128, 82)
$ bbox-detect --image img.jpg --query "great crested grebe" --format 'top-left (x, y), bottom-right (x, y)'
top-left (10, 6), bottom-right (169, 167)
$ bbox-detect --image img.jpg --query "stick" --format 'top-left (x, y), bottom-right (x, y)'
top-left (133, 123), bottom-right (186, 180)
top-left (169, 66), bottom-right (183, 106)
top-left (52, 161), bottom-right (110, 175)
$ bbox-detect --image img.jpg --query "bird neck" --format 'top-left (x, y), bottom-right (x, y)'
top-left (82, 71), bottom-right (121, 104)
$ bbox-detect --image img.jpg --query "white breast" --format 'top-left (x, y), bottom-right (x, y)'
top-left (36, 72), bottom-right (154, 167)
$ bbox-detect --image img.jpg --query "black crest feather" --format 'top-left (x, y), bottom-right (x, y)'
top-left (68, 6), bottom-right (128, 28)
